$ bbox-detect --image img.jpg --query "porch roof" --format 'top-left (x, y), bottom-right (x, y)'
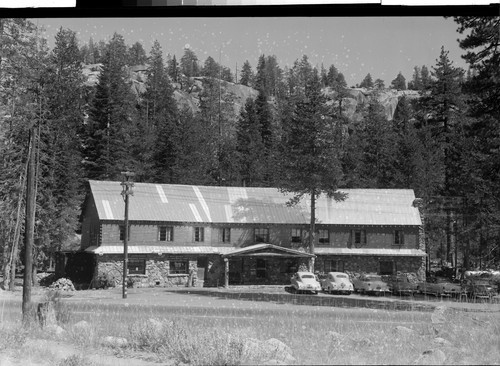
top-left (315, 248), bottom-right (427, 257)
top-left (222, 243), bottom-right (316, 258)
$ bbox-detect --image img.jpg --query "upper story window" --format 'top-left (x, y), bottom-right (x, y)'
top-left (158, 226), bottom-right (174, 241)
top-left (291, 228), bottom-right (303, 243)
top-left (394, 230), bottom-right (405, 245)
top-left (255, 228), bottom-right (269, 243)
top-left (194, 227), bottom-right (205, 242)
top-left (318, 229), bottom-right (329, 245)
top-left (119, 225), bottom-right (130, 241)
top-left (221, 228), bottom-right (231, 243)
top-left (353, 229), bottom-right (366, 247)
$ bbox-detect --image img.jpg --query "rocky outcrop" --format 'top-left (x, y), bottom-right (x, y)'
top-left (82, 64), bottom-right (420, 122)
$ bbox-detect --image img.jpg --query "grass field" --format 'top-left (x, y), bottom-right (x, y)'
top-left (1, 287), bottom-right (499, 365)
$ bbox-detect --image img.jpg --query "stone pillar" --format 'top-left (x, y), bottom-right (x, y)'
top-left (224, 258), bottom-right (229, 288)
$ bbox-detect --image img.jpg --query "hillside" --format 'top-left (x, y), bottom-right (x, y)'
top-left (83, 63), bottom-right (420, 121)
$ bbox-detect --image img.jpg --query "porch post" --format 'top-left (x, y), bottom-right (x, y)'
top-left (224, 258), bottom-right (229, 288)
top-left (309, 257), bottom-right (315, 272)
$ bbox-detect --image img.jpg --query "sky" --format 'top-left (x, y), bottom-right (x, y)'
top-left (34, 17), bottom-right (469, 87)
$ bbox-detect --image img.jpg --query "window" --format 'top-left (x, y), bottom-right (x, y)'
top-left (255, 228), bottom-right (269, 243)
top-left (119, 225), bottom-right (130, 241)
top-left (291, 228), bottom-right (302, 243)
top-left (353, 229), bottom-right (366, 247)
top-left (194, 227), bottom-right (204, 242)
top-left (170, 261), bottom-right (189, 274)
top-left (158, 226), bottom-right (173, 241)
top-left (221, 228), bottom-right (231, 243)
top-left (379, 261), bottom-right (394, 275)
top-left (394, 230), bottom-right (404, 245)
top-left (318, 229), bottom-right (329, 245)
top-left (325, 260), bottom-right (344, 272)
top-left (128, 259), bottom-right (146, 275)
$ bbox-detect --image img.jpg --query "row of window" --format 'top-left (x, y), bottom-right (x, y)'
top-left (119, 226), bottom-right (405, 245)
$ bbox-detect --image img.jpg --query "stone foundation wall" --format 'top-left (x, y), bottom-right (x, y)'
top-left (92, 254), bottom-right (199, 288)
top-left (316, 255), bottom-right (426, 281)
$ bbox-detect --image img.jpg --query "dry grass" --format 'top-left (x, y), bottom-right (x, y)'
top-left (1, 289), bottom-right (499, 365)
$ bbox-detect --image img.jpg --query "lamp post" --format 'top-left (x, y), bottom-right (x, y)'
top-left (121, 171), bottom-right (135, 299)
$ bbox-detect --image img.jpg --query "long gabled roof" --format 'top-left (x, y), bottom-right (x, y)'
top-left (88, 180), bottom-right (422, 226)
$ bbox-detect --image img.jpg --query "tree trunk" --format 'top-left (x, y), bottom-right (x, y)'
top-left (8, 158), bottom-right (28, 291)
top-left (22, 125), bottom-right (36, 323)
top-left (309, 189), bottom-right (316, 272)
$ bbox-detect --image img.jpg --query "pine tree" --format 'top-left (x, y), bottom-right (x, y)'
top-left (391, 72), bottom-right (407, 90)
top-left (83, 33), bottom-right (139, 180)
top-left (201, 56), bottom-right (219, 79)
top-left (180, 47), bottom-right (199, 78)
top-left (141, 40), bottom-right (179, 183)
top-left (453, 16), bottom-right (500, 268)
top-left (167, 54), bottom-right (179, 83)
top-left (239, 60), bottom-right (253, 87)
top-left (235, 98), bottom-right (265, 186)
top-left (127, 41), bottom-right (147, 66)
top-left (374, 78), bottom-right (385, 90)
top-left (278, 69), bottom-right (345, 264)
top-left (359, 73), bottom-right (374, 89)
top-left (326, 65), bottom-right (339, 87)
top-left (35, 27), bottom-right (85, 272)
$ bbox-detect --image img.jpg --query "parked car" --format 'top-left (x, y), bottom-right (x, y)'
top-left (417, 277), bottom-right (462, 297)
top-left (290, 271), bottom-right (321, 294)
top-left (386, 275), bottom-right (418, 296)
top-left (463, 279), bottom-right (498, 299)
top-left (352, 274), bottom-right (391, 296)
top-left (320, 272), bottom-right (354, 295)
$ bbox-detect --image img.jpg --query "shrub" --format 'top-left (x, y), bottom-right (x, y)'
top-left (49, 278), bottom-right (76, 292)
top-left (39, 273), bottom-right (57, 287)
top-left (95, 271), bottom-right (118, 289)
top-left (128, 318), bottom-right (245, 365)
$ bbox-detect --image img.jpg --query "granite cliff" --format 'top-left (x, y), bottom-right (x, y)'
top-left (83, 63), bottom-right (419, 121)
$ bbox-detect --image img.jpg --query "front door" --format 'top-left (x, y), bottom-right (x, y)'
top-left (197, 257), bottom-right (207, 283)
top-left (256, 258), bottom-right (266, 279)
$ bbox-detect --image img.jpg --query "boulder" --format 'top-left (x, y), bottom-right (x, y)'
top-left (434, 337), bottom-right (453, 346)
top-left (241, 338), bottom-right (295, 365)
top-left (414, 349), bottom-right (446, 365)
top-left (45, 324), bottom-right (66, 338)
top-left (394, 326), bottom-right (415, 335)
top-left (101, 336), bottom-right (128, 348)
top-left (73, 320), bottom-right (91, 331)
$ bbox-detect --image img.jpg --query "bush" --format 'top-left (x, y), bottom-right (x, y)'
top-left (40, 273), bottom-right (57, 287)
top-left (95, 271), bottom-right (119, 289)
top-left (49, 278), bottom-right (76, 292)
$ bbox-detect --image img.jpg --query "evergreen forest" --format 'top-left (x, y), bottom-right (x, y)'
top-left (0, 17), bottom-right (499, 288)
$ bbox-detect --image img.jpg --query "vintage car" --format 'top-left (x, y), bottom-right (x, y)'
top-left (417, 277), bottom-right (462, 297)
top-left (386, 275), bottom-right (418, 296)
top-left (462, 279), bottom-right (498, 299)
top-left (351, 274), bottom-right (391, 296)
top-left (290, 271), bottom-right (321, 294)
top-left (320, 272), bottom-right (354, 295)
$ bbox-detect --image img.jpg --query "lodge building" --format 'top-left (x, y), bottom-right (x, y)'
top-left (73, 180), bottom-right (426, 288)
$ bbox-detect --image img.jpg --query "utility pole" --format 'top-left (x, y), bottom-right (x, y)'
top-left (22, 124), bottom-right (37, 323)
top-left (121, 171), bottom-right (135, 299)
